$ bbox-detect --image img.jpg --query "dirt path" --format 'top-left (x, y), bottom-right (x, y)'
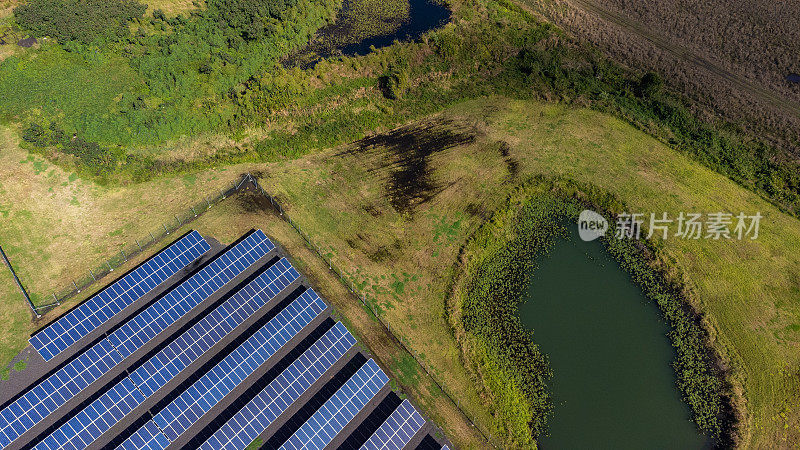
top-left (538, 0), bottom-right (800, 118)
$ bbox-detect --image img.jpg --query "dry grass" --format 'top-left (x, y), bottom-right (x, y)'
top-left (0, 0), bottom-right (19, 18)
top-left (143, 0), bottom-right (202, 17)
top-left (0, 125), bottom-right (238, 358)
top-left (255, 98), bottom-right (800, 447)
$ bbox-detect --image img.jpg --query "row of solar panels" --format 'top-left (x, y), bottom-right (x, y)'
top-left (1, 231), bottom-right (276, 448)
top-left (29, 231), bottom-right (211, 362)
top-left (4, 230), bottom-right (448, 450)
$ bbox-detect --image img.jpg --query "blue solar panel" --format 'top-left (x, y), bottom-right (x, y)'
top-left (199, 322), bottom-right (356, 450)
top-left (360, 400), bottom-right (425, 450)
top-left (279, 359), bottom-right (389, 450)
top-left (129, 258), bottom-right (299, 397)
top-left (0, 339), bottom-right (123, 448)
top-left (108, 230), bottom-right (274, 359)
top-left (30, 259), bottom-right (300, 450)
top-left (152, 289), bottom-right (327, 441)
top-left (30, 231), bottom-right (210, 362)
top-left (116, 421), bottom-right (169, 450)
top-left (0, 232), bottom-right (271, 449)
top-left (33, 377), bottom-right (146, 450)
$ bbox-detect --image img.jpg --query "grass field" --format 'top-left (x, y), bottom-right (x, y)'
top-left (1, 96), bottom-right (799, 447)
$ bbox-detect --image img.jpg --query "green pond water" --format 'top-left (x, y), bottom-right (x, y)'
top-left (518, 226), bottom-right (709, 449)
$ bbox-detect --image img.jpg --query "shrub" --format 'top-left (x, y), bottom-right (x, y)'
top-left (636, 72), bottom-right (663, 98)
top-left (378, 64), bottom-right (408, 100)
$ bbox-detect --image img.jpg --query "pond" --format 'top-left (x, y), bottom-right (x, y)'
top-left (518, 225), bottom-right (710, 449)
top-left (286, 0), bottom-right (450, 67)
top-left (787, 73), bottom-right (800, 84)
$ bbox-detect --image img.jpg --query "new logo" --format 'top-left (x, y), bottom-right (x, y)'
top-left (578, 210), bottom-right (608, 241)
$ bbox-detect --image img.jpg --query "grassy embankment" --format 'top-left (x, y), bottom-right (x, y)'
top-left (2, 97), bottom-right (800, 446)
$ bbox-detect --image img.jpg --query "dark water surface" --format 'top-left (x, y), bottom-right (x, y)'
top-left (787, 73), bottom-right (800, 84)
top-left (333, 0), bottom-right (450, 57)
top-left (518, 226), bottom-right (709, 449)
top-left (286, 0), bottom-right (450, 67)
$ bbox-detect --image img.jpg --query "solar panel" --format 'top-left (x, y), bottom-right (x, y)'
top-left (30, 259), bottom-right (300, 450)
top-left (0, 232), bottom-right (271, 449)
top-left (278, 358), bottom-right (389, 450)
top-left (116, 421), bottom-right (169, 450)
top-left (152, 289), bottom-right (327, 441)
top-left (108, 230), bottom-right (275, 359)
top-left (360, 400), bottom-right (425, 450)
top-left (33, 377), bottom-right (146, 450)
top-left (30, 231), bottom-right (210, 362)
top-left (0, 339), bottom-right (123, 448)
top-left (129, 258), bottom-right (299, 397)
top-left (198, 322), bottom-right (356, 450)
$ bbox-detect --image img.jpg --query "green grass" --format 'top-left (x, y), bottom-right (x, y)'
top-left (245, 437), bottom-right (262, 449)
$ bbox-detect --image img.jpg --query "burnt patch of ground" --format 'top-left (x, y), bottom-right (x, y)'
top-left (234, 191), bottom-right (280, 217)
top-left (361, 203), bottom-right (383, 218)
top-left (338, 119), bottom-right (477, 214)
top-left (346, 232), bottom-right (401, 263)
top-left (497, 141), bottom-right (519, 178)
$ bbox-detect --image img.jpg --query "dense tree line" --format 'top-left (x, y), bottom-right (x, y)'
top-left (7, 0), bottom-right (799, 223)
top-left (498, 28), bottom-right (800, 215)
top-left (14, 0), bottom-right (146, 44)
top-left (208, 0), bottom-right (300, 41)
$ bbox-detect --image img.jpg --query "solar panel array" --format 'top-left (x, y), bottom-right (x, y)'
top-left (8, 229), bottom-right (448, 450)
top-left (152, 289), bottom-right (326, 442)
top-left (34, 378), bottom-right (146, 450)
top-left (199, 322), bottom-right (357, 450)
top-left (108, 231), bottom-right (275, 359)
top-left (360, 399), bottom-right (425, 450)
top-left (129, 258), bottom-right (298, 398)
top-left (30, 231), bottom-right (210, 362)
top-left (32, 257), bottom-right (298, 450)
top-left (120, 421), bottom-right (168, 450)
top-left (0, 339), bottom-right (124, 447)
top-left (1, 231), bottom-right (272, 449)
top-left (279, 359), bottom-right (389, 450)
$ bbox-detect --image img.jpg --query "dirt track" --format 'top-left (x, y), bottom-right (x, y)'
top-left (535, 0), bottom-right (800, 119)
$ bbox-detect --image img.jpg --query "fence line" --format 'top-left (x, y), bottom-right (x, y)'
top-left (27, 173), bottom-right (499, 447)
top-left (0, 244), bottom-right (39, 318)
top-left (35, 179), bottom-right (241, 316)
top-left (238, 174), bottom-right (500, 448)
